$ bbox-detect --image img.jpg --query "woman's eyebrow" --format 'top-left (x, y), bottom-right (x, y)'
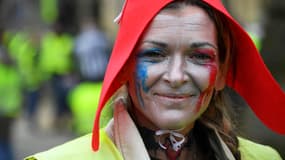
top-left (190, 42), bottom-right (217, 50)
top-left (143, 40), bottom-right (168, 48)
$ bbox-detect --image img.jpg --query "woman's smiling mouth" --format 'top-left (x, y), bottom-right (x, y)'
top-left (154, 93), bottom-right (194, 102)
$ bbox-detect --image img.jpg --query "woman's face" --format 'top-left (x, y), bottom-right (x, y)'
top-left (128, 5), bottom-right (225, 131)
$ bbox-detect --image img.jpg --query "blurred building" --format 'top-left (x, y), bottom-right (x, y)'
top-left (77, 0), bottom-right (123, 39)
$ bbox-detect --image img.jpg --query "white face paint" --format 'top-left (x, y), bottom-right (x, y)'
top-left (128, 5), bottom-right (225, 133)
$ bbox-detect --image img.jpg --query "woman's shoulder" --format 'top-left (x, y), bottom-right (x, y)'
top-left (238, 137), bottom-right (282, 160)
top-left (24, 130), bottom-right (123, 160)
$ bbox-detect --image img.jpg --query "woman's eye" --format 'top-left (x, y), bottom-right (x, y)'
top-left (137, 48), bottom-right (165, 62)
top-left (189, 49), bottom-right (215, 64)
top-left (193, 53), bottom-right (212, 60)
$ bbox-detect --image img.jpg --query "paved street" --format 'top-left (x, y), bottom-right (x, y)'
top-left (11, 99), bottom-right (76, 160)
top-left (12, 117), bottom-right (75, 160)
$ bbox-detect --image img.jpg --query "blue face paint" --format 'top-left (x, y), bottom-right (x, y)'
top-left (136, 47), bottom-right (164, 92)
top-left (135, 62), bottom-right (149, 108)
top-left (135, 48), bottom-right (164, 107)
top-left (136, 62), bottom-right (149, 92)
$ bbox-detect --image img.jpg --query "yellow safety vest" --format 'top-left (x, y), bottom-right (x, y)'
top-left (0, 64), bottom-right (22, 117)
top-left (7, 32), bottom-right (43, 90)
top-left (68, 82), bottom-right (112, 135)
top-left (25, 130), bottom-right (123, 160)
top-left (39, 32), bottom-right (74, 78)
top-left (25, 130), bottom-right (282, 160)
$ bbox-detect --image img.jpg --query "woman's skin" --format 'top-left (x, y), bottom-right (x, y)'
top-left (128, 5), bottom-right (226, 136)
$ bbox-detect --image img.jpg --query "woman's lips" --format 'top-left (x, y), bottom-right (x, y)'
top-left (154, 93), bottom-right (194, 102)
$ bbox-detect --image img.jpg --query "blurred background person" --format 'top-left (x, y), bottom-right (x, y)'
top-left (0, 27), bottom-right (23, 160)
top-left (74, 18), bottom-right (110, 82)
top-left (68, 17), bottom-right (111, 135)
top-left (7, 31), bottom-right (43, 128)
top-left (38, 21), bottom-right (77, 130)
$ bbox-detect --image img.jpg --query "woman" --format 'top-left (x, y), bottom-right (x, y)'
top-left (26, 0), bottom-right (285, 159)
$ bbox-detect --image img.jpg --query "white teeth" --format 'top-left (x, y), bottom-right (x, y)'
top-left (156, 94), bottom-right (192, 99)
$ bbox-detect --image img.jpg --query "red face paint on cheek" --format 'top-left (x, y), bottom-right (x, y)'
top-left (195, 65), bottom-right (218, 113)
top-left (208, 65), bottom-right (218, 86)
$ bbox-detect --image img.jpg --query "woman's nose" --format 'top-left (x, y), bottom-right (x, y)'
top-left (163, 56), bottom-right (189, 87)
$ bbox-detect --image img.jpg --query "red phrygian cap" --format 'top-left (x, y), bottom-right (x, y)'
top-left (92, 0), bottom-right (285, 151)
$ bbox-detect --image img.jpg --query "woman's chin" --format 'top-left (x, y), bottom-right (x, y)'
top-left (153, 111), bottom-right (193, 127)
top-left (154, 117), bottom-right (194, 131)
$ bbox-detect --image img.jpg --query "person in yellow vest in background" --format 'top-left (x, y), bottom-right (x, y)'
top-left (0, 28), bottom-right (22, 160)
top-left (68, 18), bottom-right (112, 135)
top-left (39, 22), bottom-right (74, 81)
top-left (7, 31), bottom-right (43, 126)
top-left (68, 82), bottom-right (112, 135)
top-left (39, 21), bottom-right (77, 129)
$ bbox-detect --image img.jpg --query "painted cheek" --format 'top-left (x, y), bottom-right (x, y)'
top-left (135, 62), bottom-right (150, 108)
top-left (208, 65), bottom-right (218, 86)
top-left (195, 65), bottom-right (218, 113)
top-left (136, 62), bottom-right (150, 92)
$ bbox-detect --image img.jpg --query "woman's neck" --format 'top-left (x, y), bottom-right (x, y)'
top-left (137, 124), bottom-right (195, 160)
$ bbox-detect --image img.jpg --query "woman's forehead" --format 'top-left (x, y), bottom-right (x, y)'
top-left (138, 5), bottom-right (217, 49)
top-left (151, 6), bottom-right (214, 30)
